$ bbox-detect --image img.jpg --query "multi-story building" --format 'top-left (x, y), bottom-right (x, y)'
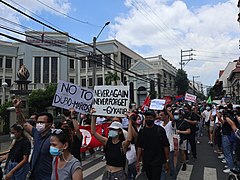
top-left (129, 55), bottom-right (177, 106)
top-left (0, 31), bottom-right (178, 107)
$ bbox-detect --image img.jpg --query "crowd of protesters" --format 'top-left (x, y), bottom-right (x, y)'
top-left (1, 97), bottom-right (240, 180)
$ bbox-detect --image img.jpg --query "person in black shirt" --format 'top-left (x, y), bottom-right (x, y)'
top-left (0, 124), bottom-right (31, 180)
top-left (183, 104), bottom-right (199, 159)
top-left (136, 110), bottom-right (170, 180)
top-left (172, 109), bottom-right (191, 171)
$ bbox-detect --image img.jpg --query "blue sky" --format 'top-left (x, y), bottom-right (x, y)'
top-left (0, 0), bottom-right (239, 89)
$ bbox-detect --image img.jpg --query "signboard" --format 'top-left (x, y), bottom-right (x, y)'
top-left (149, 99), bottom-right (166, 110)
top-left (52, 80), bottom-right (94, 114)
top-left (185, 93), bottom-right (197, 103)
top-left (93, 86), bottom-right (129, 117)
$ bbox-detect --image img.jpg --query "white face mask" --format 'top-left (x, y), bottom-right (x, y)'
top-left (36, 123), bottom-right (46, 132)
top-left (10, 134), bottom-right (16, 139)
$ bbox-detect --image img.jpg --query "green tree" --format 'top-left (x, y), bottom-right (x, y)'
top-left (0, 101), bottom-right (12, 134)
top-left (175, 69), bottom-right (189, 95)
top-left (28, 83), bottom-right (57, 113)
top-left (105, 71), bottom-right (120, 85)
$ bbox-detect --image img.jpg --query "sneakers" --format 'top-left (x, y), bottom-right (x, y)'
top-left (224, 165), bottom-right (228, 168)
top-left (182, 163), bottom-right (187, 171)
top-left (218, 154), bottom-right (224, 159)
top-left (222, 159), bottom-right (227, 164)
top-left (197, 141), bottom-right (200, 144)
top-left (223, 168), bottom-right (230, 173)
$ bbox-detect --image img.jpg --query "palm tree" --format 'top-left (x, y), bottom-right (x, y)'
top-left (105, 71), bottom-right (120, 85)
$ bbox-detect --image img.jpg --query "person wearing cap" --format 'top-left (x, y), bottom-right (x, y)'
top-left (136, 110), bottom-right (170, 180)
top-left (91, 111), bottom-right (133, 180)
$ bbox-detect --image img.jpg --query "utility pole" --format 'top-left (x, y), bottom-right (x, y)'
top-left (92, 21), bottom-right (110, 88)
top-left (193, 76), bottom-right (200, 95)
top-left (180, 49), bottom-right (196, 70)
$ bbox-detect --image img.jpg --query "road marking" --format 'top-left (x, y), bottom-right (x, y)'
top-left (203, 167), bottom-right (217, 180)
top-left (95, 175), bottom-right (103, 180)
top-left (83, 161), bottom-right (106, 178)
top-left (177, 164), bottom-right (193, 180)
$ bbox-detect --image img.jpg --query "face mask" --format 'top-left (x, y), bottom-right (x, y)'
top-left (10, 134), bottom-right (16, 139)
top-left (174, 115), bottom-right (179, 120)
top-left (108, 130), bottom-right (118, 138)
top-left (206, 107), bottom-right (210, 111)
top-left (146, 120), bottom-right (154, 126)
top-left (136, 120), bottom-right (142, 125)
top-left (49, 146), bottom-right (62, 156)
top-left (36, 123), bottom-right (46, 132)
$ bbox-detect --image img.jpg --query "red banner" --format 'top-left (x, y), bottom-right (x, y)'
top-left (163, 96), bottom-right (172, 105)
top-left (80, 123), bottom-right (111, 152)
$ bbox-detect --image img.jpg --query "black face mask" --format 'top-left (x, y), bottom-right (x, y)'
top-left (146, 120), bottom-right (154, 126)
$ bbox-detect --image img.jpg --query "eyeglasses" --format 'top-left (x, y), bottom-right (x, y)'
top-left (51, 129), bottom-right (63, 134)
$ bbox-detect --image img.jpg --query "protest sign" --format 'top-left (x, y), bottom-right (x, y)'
top-left (52, 80), bottom-right (94, 114)
top-left (185, 93), bottom-right (197, 103)
top-left (149, 99), bottom-right (166, 110)
top-left (93, 86), bottom-right (129, 117)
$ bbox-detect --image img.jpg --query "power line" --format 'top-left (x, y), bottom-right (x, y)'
top-left (0, 0), bottom-right (175, 87)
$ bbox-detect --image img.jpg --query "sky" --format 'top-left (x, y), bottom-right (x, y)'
top-left (0, 0), bottom-right (239, 91)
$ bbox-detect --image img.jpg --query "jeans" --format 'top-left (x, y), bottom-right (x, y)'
top-left (196, 122), bottom-right (203, 140)
top-left (187, 134), bottom-right (197, 158)
top-left (160, 151), bottom-right (176, 179)
top-left (128, 162), bottom-right (137, 180)
top-left (222, 135), bottom-right (234, 169)
top-left (5, 160), bottom-right (30, 180)
top-left (102, 169), bottom-right (127, 180)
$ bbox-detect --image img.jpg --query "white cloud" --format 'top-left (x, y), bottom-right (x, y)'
top-left (109, 0), bottom-right (239, 86)
top-left (0, 0), bottom-right (71, 40)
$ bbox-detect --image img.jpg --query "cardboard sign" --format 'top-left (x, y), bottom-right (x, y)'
top-left (93, 86), bottom-right (129, 117)
top-left (52, 80), bottom-right (94, 114)
top-left (149, 99), bottom-right (166, 110)
top-left (185, 93), bottom-right (197, 103)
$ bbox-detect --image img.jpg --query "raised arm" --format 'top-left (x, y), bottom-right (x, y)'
top-left (122, 118), bottom-right (133, 152)
top-left (12, 98), bottom-right (33, 135)
top-left (90, 110), bottom-right (107, 146)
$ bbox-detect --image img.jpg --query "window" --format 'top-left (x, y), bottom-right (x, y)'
top-left (34, 57), bottom-right (41, 83)
top-left (96, 55), bottom-right (102, 67)
top-left (88, 55), bottom-right (94, 68)
top-left (43, 57), bottom-right (49, 83)
top-left (97, 77), bottom-right (103, 85)
top-left (70, 78), bottom-right (74, 84)
top-left (89, 78), bottom-right (93, 87)
top-left (51, 57), bottom-right (58, 83)
top-left (164, 81), bottom-right (167, 88)
top-left (164, 72), bottom-right (166, 78)
top-left (104, 54), bottom-right (111, 66)
top-left (81, 57), bottom-right (86, 68)
top-left (19, 59), bottom-right (23, 67)
top-left (170, 76), bottom-right (172, 81)
top-left (0, 56), bottom-right (3, 68)
top-left (0, 79), bottom-right (2, 87)
top-left (121, 53), bottom-right (131, 70)
top-left (5, 79), bottom-right (11, 87)
top-left (6, 57), bottom-right (12, 68)
top-left (70, 59), bottom-right (75, 69)
top-left (169, 82), bottom-right (172, 87)
top-left (81, 79), bottom-right (86, 87)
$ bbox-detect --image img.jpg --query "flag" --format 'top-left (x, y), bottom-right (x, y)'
top-left (80, 123), bottom-right (111, 152)
top-left (141, 95), bottom-right (151, 112)
top-left (207, 96), bottom-right (212, 104)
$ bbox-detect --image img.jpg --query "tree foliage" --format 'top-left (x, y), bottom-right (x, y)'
top-left (175, 69), bottom-right (189, 95)
top-left (0, 101), bottom-right (12, 121)
top-left (105, 71), bottom-right (120, 85)
top-left (28, 83), bottom-right (57, 113)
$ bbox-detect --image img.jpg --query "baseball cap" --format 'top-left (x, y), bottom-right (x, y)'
top-left (108, 121), bottom-right (123, 130)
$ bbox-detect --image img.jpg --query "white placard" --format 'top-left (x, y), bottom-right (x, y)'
top-left (149, 99), bottom-right (166, 110)
top-left (52, 80), bottom-right (94, 114)
top-left (93, 86), bottom-right (129, 117)
top-left (185, 93), bottom-right (197, 103)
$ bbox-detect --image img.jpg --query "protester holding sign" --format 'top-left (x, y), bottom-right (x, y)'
top-left (91, 109), bottom-right (133, 180)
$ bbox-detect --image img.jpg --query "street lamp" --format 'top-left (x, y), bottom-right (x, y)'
top-left (192, 76), bottom-right (200, 95)
top-left (92, 21), bottom-right (110, 88)
top-left (2, 82), bottom-right (8, 104)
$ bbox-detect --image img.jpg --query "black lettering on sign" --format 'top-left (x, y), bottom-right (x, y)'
top-left (60, 83), bottom-right (77, 95)
top-left (80, 89), bottom-right (93, 101)
top-left (105, 106), bottom-right (128, 115)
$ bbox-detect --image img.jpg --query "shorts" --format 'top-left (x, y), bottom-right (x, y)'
top-left (179, 140), bottom-right (187, 150)
top-left (209, 126), bottom-right (214, 133)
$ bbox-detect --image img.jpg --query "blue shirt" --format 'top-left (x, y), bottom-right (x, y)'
top-left (31, 127), bottom-right (52, 180)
